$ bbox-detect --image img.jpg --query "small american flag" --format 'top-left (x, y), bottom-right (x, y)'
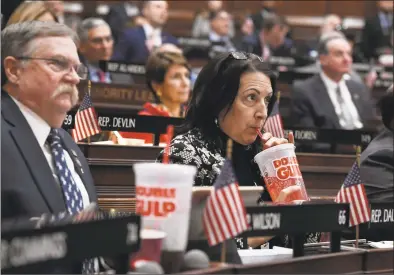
top-left (71, 93), bottom-right (101, 142)
top-left (203, 159), bottom-right (249, 246)
top-left (335, 162), bottom-right (371, 227)
top-left (264, 98), bottom-right (284, 138)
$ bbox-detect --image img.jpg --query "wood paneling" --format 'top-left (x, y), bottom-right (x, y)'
top-left (276, 1), bottom-right (327, 16)
top-left (326, 1), bottom-right (366, 17)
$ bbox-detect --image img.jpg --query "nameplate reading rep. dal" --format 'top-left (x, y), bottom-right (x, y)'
top-left (369, 202), bottom-right (394, 229)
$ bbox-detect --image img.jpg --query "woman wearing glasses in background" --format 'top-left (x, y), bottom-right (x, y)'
top-left (119, 50), bottom-right (191, 144)
top-left (157, 52), bottom-right (320, 264)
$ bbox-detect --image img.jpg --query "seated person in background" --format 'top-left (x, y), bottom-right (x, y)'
top-left (77, 18), bottom-right (133, 85)
top-left (361, 84), bottom-right (393, 203)
top-left (157, 52), bottom-right (320, 263)
top-left (207, 9), bottom-right (237, 58)
top-left (251, 13), bottom-right (292, 60)
top-left (343, 85), bottom-right (393, 242)
top-left (233, 16), bottom-right (258, 54)
top-left (250, 0), bottom-right (278, 33)
top-left (192, 1), bottom-right (235, 38)
top-left (6, 1), bottom-right (56, 26)
top-left (105, 1), bottom-right (140, 45)
top-left (307, 14), bottom-right (343, 57)
top-left (291, 34), bottom-right (375, 130)
top-left (112, 0), bottom-right (178, 64)
top-left (361, 0), bottom-right (393, 61)
top-left (119, 51), bottom-right (191, 144)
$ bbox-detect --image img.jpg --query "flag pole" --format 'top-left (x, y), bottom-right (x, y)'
top-left (355, 145), bottom-right (361, 248)
top-left (87, 80), bottom-right (91, 144)
top-left (220, 139), bottom-right (233, 263)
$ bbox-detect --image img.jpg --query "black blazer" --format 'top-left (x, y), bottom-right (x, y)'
top-left (112, 25), bottom-right (179, 64)
top-left (361, 13), bottom-right (393, 61)
top-left (1, 91), bottom-right (97, 273)
top-left (291, 74), bottom-right (375, 129)
top-left (360, 128), bottom-right (394, 203)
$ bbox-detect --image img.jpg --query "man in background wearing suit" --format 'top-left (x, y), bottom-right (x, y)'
top-left (251, 13), bottom-right (293, 60)
top-left (342, 85), bottom-right (393, 242)
top-left (291, 35), bottom-right (375, 130)
top-left (361, 84), bottom-right (393, 203)
top-left (1, 21), bottom-right (119, 274)
top-left (105, 1), bottom-right (140, 45)
top-left (361, 0), bottom-right (393, 61)
top-left (77, 17), bottom-right (133, 85)
top-left (112, 0), bottom-right (178, 64)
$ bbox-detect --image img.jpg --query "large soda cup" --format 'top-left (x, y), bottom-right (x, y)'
top-left (254, 144), bottom-right (308, 202)
top-left (133, 163), bottom-right (196, 251)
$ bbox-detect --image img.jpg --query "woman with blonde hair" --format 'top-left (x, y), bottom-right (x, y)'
top-left (6, 1), bottom-right (56, 26)
top-left (119, 50), bottom-right (191, 144)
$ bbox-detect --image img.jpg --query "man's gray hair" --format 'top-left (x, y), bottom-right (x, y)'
top-left (1, 21), bottom-right (79, 65)
top-left (77, 18), bottom-right (110, 42)
top-left (317, 31), bottom-right (346, 55)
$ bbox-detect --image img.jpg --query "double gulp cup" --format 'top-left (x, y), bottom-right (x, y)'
top-left (254, 144), bottom-right (308, 202)
top-left (133, 163), bottom-right (197, 273)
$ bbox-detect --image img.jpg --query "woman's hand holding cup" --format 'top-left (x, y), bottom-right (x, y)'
top-left (260, 131), bottom-right (294, 150)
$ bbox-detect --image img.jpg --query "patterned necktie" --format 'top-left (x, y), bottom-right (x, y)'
top-left (47, 129), bottom-right (96, 274)
top-left (335, 86), bottom-right (355, 130)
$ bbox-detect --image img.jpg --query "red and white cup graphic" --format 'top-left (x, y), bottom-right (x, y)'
top-left (254, 144), bottom-right (308, 202)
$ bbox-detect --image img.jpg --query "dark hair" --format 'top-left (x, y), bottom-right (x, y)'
top-left (379, 84), bottom-right (394, 130)
top-left (178, 52), bottom-right (277, 140)
top-left (145, 51), bottom-right (190, 103)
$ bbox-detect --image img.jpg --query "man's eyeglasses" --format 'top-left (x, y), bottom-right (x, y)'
top-left (15, 56), bottom-right (88, 80)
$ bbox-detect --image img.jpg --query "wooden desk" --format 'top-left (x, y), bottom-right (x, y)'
top-left (78, 144), bottom-right (354, 211)
top-left (363, 248), bottom-right (394, 274)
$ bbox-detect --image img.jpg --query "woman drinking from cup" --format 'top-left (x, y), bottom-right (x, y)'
top-left (157, 52), bottom-right (320, 263)
top-left (119, 51), bottom-right (191, 144)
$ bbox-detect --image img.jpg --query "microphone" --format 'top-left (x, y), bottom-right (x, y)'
top-left (181, 249), bottom-right (210, 271)
top-left (130, 260), bottom-right (164, 274)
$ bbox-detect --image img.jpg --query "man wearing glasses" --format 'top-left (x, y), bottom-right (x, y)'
top-left (1, 21), bottom-right (119, 273)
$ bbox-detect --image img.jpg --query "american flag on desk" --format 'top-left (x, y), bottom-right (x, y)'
top-left (71, 92), bottom-right (101, 142)
top-left (203, 159), bottom-right (249, 246)
top-left (335, 162), bottom-right (371, 227)
top-left (264, 94), bottom-right (284, 138)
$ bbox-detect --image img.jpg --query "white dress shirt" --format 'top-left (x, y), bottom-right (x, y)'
top-left (143, 23), bottom-right (162, 47)
top-left (320, 72), bottom-right (363, 129)
top-left (11, 97), bottom-right (91, 209)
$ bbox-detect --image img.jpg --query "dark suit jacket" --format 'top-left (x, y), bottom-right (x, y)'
top-left (291, 74), bottom-right (375, 129)
top-left (342, 128), bottom-right (394, 242)
top-left (112, 26), bottom-right (179, 64)
top-left (106, 3), bottom-right (130, 44)
top-left (360, 128), bottom-right (393, 203)
top-left (1, 91), bottom-right (97, 273)
top-left (361, 13), bottom-right (393, 61)
top-left (251, 37), bottom-right (293, 58)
